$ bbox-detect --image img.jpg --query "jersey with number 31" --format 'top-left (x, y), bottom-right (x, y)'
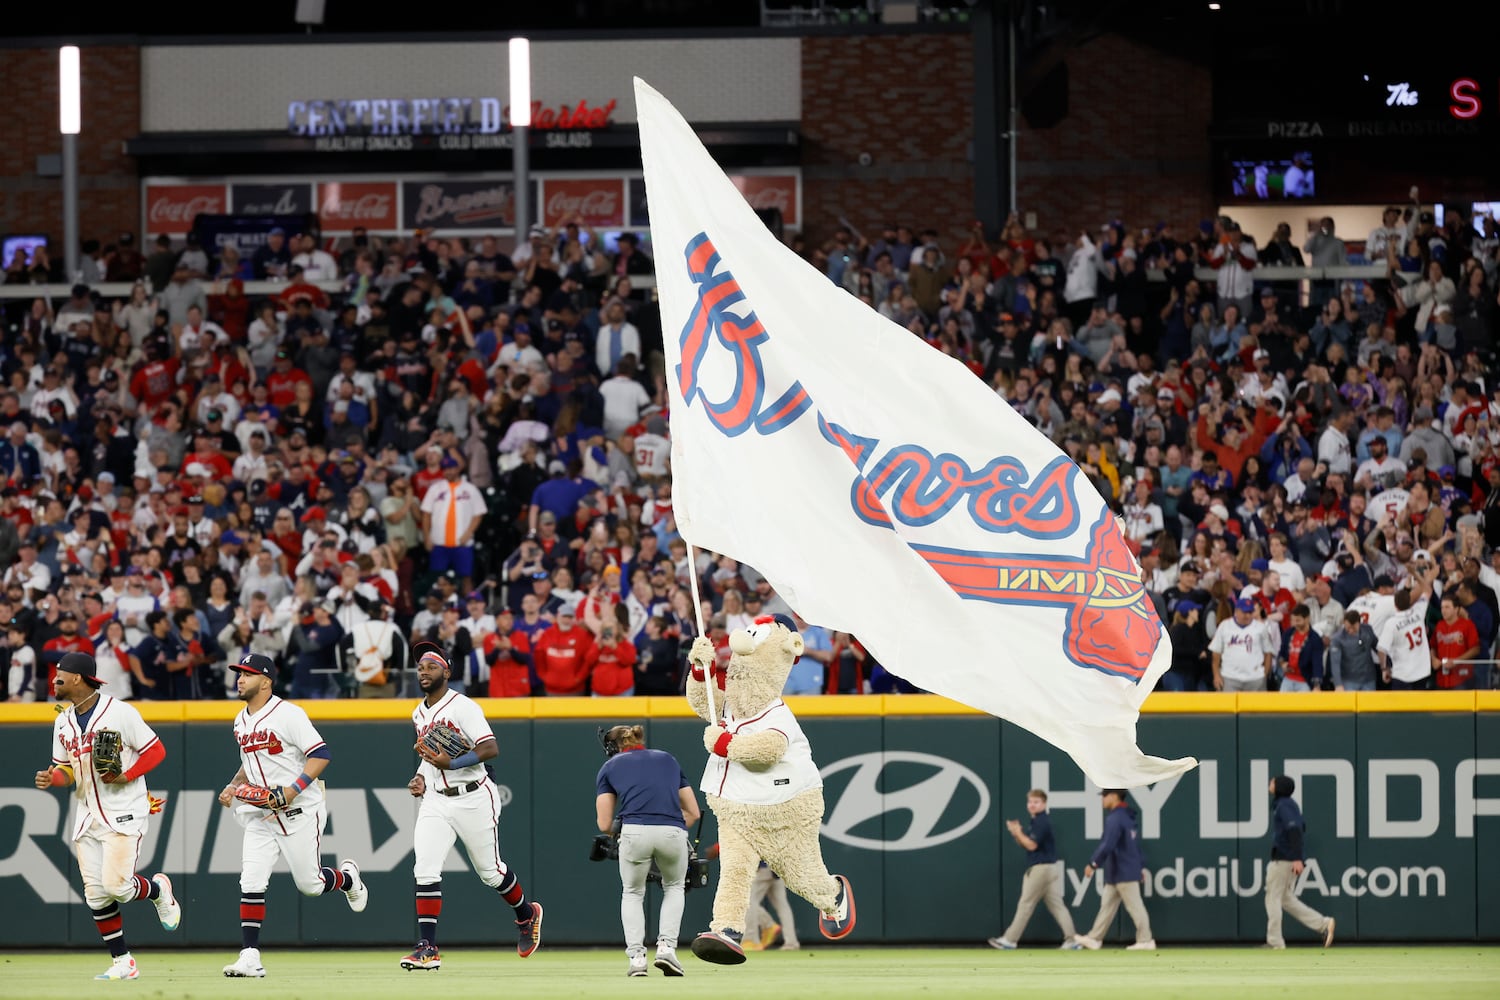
top-left (1376, 598), bottom-right (1432, 683)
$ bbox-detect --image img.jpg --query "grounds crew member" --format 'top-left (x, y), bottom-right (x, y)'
top-left (1265, 775), bottom-right (1335, 949)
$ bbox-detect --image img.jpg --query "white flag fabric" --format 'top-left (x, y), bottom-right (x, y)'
top-left (635, 79), bottom-right (1196, 788)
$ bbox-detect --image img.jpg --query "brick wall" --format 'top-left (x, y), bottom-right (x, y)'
top-left (799, 31), bottom-right (1213, 249)
top-left (0, 46), bottom-right (141, 259)
top-left (800, 33), bottom-right (977, 250)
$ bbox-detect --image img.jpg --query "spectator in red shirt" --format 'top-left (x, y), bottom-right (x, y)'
top-left (1275, 605), bottom-right (1325, 693)
top-left (1432, 594), bottom-right (1480, 689)
top-left (129, 343), bottom-right (181, 414)
top-left (207, 277), bottom-right (251, 342)
top-left (532, 605), bottom-right (596, 695)
top-left (1251, 570), bottom-right (1297, 635)
top-left (585, 620), bottom-right (638, 696)
top-left (264, 348), bottom-right (313, 409)
top-left (484, 608), bottom-right (532, 697)
top-left (42, 610), bottom-right (96, 694)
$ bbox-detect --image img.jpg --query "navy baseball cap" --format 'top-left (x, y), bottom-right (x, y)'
top-left (57, 651), bottom-right (103, 687)
top-left (1250, 558), bottom-right (1269, 571)
top-left (1234, 598), bottom-right (1255, 613)
top-left (232, 653), bottom-right (276, 678)
top-left (1176, 600), bottom-right (1202, 614)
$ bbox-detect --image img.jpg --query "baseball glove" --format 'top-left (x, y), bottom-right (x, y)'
top-left (233, 783), bottom-right (287, 810)
top-left (92, 730), bottom-right (124, 779)
top-left (417, 725), bottom-right (473, 761)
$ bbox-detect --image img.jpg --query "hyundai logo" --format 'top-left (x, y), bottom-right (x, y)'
top-left (819, 751), bottom-right (991, 851)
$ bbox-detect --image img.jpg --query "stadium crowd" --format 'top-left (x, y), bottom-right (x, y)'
top-left (2, 192), bottom-right (1499, 701)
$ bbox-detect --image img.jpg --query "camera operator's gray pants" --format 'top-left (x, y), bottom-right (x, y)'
top-left (619, 823), bottom-right (690, 958)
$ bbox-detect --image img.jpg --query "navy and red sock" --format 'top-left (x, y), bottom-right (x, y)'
top-left (416, 880), bottom-right (442, 946)
top-left (497, 870), bottom-right (530, 921)
top-left (91, 902), bottom-right (128, 957)
top-left (240, 892), bottom-right (265, 949)
top-left (130, 874), bottom-right (161, 902)
top-left (319, 866), bottom-right (352, 894)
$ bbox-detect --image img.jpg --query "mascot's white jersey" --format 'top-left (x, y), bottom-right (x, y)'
top-left (700, 700), bottom-right (821, 805)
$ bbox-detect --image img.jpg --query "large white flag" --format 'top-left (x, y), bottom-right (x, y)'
top-left (636, 79), bottom-right (1196, 787)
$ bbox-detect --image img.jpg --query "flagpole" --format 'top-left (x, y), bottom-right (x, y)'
top-left (683, 538), bottom-right (716, 722)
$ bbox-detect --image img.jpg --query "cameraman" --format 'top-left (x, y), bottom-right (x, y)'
top-left (595, 725), bottom-right (699, 978)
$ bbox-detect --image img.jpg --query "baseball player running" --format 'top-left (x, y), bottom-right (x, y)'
top-left (400, 644), bottom-right (543, 971)
top-left (219, 653), bottom-right (368, 978)
top-left (34, 652), bottom-right (181, 981)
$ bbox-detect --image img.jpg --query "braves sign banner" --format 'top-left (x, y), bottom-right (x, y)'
top-left (635, 79), bottom-right (1195, 787)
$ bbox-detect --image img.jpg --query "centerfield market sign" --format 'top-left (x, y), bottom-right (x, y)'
top-left (287, 97), bottom-right (617, 136)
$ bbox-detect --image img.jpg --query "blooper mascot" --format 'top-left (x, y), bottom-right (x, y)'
top-left (686, 613), bottom-right (854, 964)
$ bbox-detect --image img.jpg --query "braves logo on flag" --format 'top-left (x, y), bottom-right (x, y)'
top-left (676, 232), bottom-right (1161, 682)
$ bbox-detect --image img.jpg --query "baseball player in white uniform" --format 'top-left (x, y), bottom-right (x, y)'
top-left (1210, 598), bottom-right (1276, 691)
top-left (400, 644), bottom-right (543, 971)
top-left (219, 653), bottom-right (368, 978)
top-left (1376, 565), bottom-right (1438, 690)
top-left (33, 653), bottom-right (181, 981)
top-left (1346, 575), bottom-right (1399, 636)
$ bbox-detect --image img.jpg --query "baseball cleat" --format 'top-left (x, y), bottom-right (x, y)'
top-left (691, 929), bottom-right (746, 965)
top-left (1059, 938), bottom-right (1083, 950)
top-left (818, 874), bottom-right (856, 940)
top-left (152, 873), bottom-right (181, 931)
top-left (627, 954), bottom-right (648, 977)
top-left (1323, 917), bottom-right (1336, 948)
top-left (223, 947), bottom-right (266, 978)
top-left (516, 901), bottom-right (543, 958)
top-left (758, 922), bottom-right (782, 950)
top-left (1076, 935), bottom-right (1103, 950)
top-left (399, 940), bottom-right (441, 971)
top-left (987, 936), bottom-right (1018, 950)
top-left (340, 859), bottom-right (368, 913)
top-left (654, 947), bottom-right (685, 976)
top-left (96, 954), bottom-right (139, 980)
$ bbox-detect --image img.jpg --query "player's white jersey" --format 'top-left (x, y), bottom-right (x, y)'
top-left (413, 689), bottom-right (496, 791)
top-left (51, 695), bottom-right (159, 841)
top-left (1347, 592), bottom-right (1397, 637)
top-left (232, 696), bottom-right (327, 825)
top-left (1376, 598), bottom-right (1433, 683)
top-left (700, 700), bottom-right (821, 806)
top-left (1209, 618), bottom-right (1273, 683)
top-left (632, 432), bottom-right (670, 478)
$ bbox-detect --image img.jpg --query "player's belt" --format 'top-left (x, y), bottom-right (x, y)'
top-left (437, 780), bottom-right (484, 797)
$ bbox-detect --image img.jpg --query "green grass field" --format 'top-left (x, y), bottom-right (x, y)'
top-left (4, 946), bottom-right (1497, 999)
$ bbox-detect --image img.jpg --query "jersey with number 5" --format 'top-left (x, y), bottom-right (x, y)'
top-left (1376, 598), bottom-right (1432, 683)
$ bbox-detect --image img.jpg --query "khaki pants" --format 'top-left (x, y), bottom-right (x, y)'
top-left (1004, 860), bottom-right (1076, 943)
top-left (1086, 880), bottom-right (1153, 943)
top-left (1264, 860), bottom-right (1328, 947)
top-left (1224, 675), bottom-right (1267, 693)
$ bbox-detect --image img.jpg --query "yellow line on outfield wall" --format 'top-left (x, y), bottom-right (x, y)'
top-left (0, 690), bottom-right (1490, 724)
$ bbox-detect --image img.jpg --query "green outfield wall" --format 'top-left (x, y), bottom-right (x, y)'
top-left (1, 693), bottom-right (1495, 947)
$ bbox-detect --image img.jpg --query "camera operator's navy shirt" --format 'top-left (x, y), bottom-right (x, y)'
top-left (597, 747), bottom-right (690, 830)
top-left (1025, 811), bottom-right (1058, 867)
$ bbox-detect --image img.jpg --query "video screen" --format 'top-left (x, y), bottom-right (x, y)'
top-left (2, 235), bottom-right (48, 269)
top-left (1229, 152), bottom-right (1316, 200)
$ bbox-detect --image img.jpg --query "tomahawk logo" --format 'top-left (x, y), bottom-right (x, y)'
top-left (819, 752), bottom-right (991, 851)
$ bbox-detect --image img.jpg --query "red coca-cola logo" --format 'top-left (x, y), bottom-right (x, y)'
top-left (731, 175), bottom-right (799, 226)
top-left (542, 180), bottom-right (624, 226)
top-left (317, 182), bottom-right (398, 231)
top-left (145, 185), bottom-right (227, 234)
top-left (325, 193), bottom-right (391, 220)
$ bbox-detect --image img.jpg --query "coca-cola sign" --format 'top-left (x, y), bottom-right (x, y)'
top-left (400, 179), bottom-right (535, 231)
top-left (731, 174), bottom-right (799, 227)
top-left (318, 181), bottom-right (398, 232)
top-left (145, 184), bottom-right (228, 235)
top-left (541, 179), bottom-right (624, 228)
top-left (232, 183), bottom-right (313, 216)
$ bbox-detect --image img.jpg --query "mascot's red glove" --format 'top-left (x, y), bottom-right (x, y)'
top-left (704, 723), bottom-right (733, 757)
top-left (690, 662), bottom-right (727, 690)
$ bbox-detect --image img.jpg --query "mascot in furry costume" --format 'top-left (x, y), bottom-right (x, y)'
top-left (686, 613), bottom-right (855, 964)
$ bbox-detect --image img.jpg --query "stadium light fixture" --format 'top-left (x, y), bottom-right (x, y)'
top-left (509, 38), bottom-right (532, 127)
top-left (59, 45), bottom-right (80, 134)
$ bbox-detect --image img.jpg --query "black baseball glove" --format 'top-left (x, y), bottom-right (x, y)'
top-left (92, 730), bottom-right (124, 779)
